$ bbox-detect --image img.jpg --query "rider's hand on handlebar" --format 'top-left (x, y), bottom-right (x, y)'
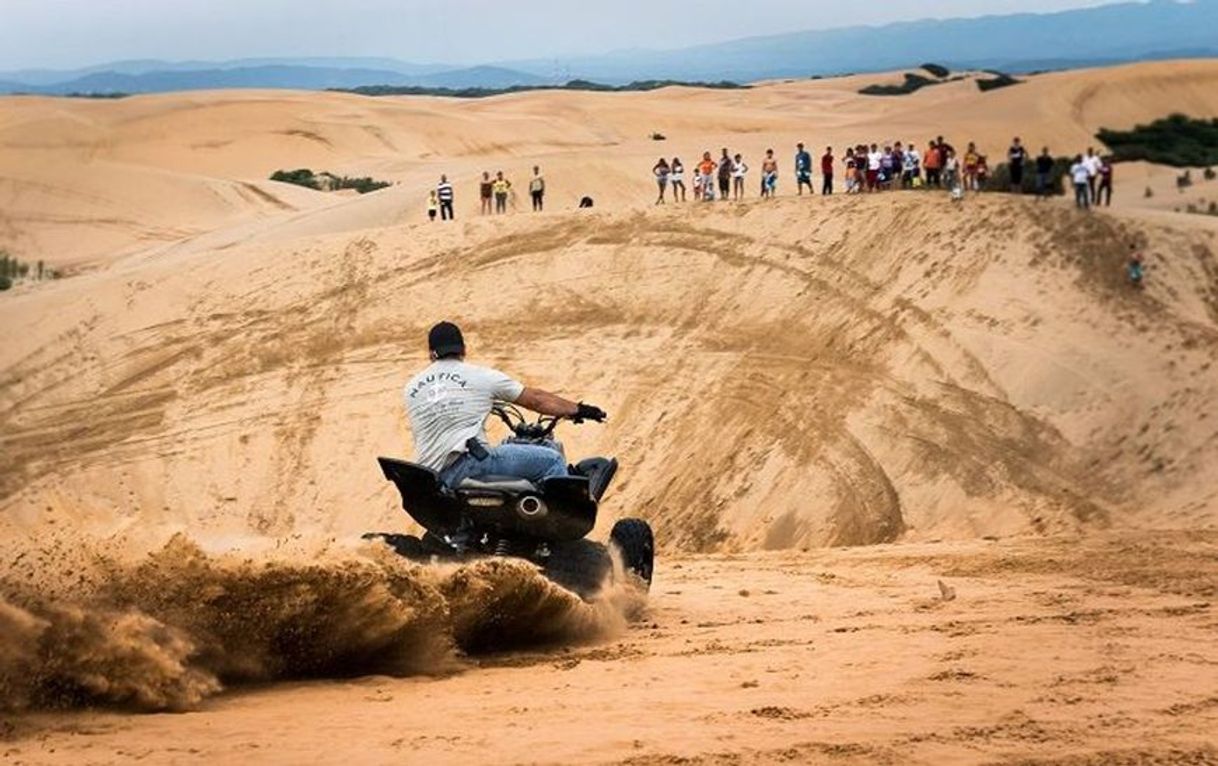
top-left (573, 402), bottom-right (607, 423)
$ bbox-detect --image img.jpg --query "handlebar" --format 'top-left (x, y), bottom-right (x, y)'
top-left (491, 404), bottom-right (566, 439)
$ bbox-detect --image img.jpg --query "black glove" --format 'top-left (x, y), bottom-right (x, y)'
top-left (573, 402), bottom-right (607, 423)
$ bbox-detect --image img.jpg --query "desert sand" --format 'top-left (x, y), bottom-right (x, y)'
top-left (2, 59), bottom-right (1218, 764)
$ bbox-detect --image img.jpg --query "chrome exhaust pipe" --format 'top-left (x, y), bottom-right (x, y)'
top-left (517, 495), bottom-right (547, 518)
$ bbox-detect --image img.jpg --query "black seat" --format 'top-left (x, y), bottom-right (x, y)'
top-left (457, 476), bottom-right (537, 492)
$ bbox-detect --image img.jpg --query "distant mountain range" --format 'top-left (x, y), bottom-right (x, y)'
top-left (2, 0), bottom-right (1216, 95)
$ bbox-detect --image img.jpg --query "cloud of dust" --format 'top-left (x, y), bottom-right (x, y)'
top-left (0, 535), bottom-right (644, 712)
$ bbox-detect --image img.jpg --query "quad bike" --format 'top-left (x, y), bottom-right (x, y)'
top-left (366, 404), bottom-right (654, 599)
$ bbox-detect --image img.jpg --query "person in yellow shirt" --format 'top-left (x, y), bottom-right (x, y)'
top-left (493, 171), bottom-right (512, 214)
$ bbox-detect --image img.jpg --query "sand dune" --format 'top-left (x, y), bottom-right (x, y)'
top-left (2, 193), bottom-right (1216, 554)
top-left (4, 59), bottom-right (1218, 270)
top-left (3, 58), bottom-right (1218, 763)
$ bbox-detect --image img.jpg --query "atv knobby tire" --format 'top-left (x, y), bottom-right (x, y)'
top-left (610, 518), bottom-right (655, 590)
top-left (543, 539), bottom-right (613, 600)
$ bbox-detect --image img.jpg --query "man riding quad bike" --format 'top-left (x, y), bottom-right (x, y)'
top-left (365, 321), bottom-right (654, 599)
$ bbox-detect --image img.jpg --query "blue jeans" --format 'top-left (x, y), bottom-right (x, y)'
top-left (440, 443), bottom-right (567, 488)
top-left (1074, 182), bottom-right (1089, 209)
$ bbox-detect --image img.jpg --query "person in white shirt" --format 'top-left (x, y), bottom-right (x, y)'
top-left (902, 144), bottom-right (921, 188)
top-left (405, 322), bottom-right (606, 487)
top-left (1083, 148), bottom-right (1103, 203)
top-left (731, 153), bottom-right (748, 200)
top-left (1070, 155), bottom-right (1091, 210)
top-left (867, 144), bottom-right (883, 192)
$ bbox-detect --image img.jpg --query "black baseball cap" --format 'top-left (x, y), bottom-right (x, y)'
top-left (428, 321), bottom-right (465, 357)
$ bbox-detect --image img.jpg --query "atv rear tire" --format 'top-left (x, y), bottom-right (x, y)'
top-left (610, 518), bottom-right (655, 590)
top-left (543, 539), bottom-right (613, 600)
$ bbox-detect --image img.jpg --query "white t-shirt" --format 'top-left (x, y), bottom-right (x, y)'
top-left (868, 151), bottom-right (883, 171)
top-left (1071, 163), bottom-right (1090, 185)
top-left (732, 161), bottom-right (748, 178)
top-left (404, 359), bottom-right (524, 471)
top-left (1083, 155), bottom-right (1102, 177)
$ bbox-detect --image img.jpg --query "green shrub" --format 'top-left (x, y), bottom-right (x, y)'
top-left (0, 251), bottom-right (51, 289)
top-left (983, 157), bottom-right (1071, 195)
top-left (921, 63), bottom-right (951, 78)
top-left (1145, 186), bottom-right (1154, 198)
top-left (269, 169), bottom-right (389, 194)
top-left (977, 73), bottom-right (1022, 92)
top-left (859, 73), bottom-right (938, 96)
top-left (1098, 114), bottom-right (1218, 167)
top-left (270, 168), bottom-right (321, 190)
top-left (1205, 167), bottom-right (1216, 180)
top-left (333, 176), bottom-right (391, 194)
top-left (651, 132), bottom-right (667, 141)
top-left (336, 79), bottom-right (747, 98)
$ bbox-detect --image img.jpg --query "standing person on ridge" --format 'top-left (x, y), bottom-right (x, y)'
top-left (761, 149), bottom-right (778, 198)
top-left (903, 141), bottom-right (921, 188)
top-left (437, 175), bottom-right (455, 221)
top-left (717, 148), bottom-right (733, 201)
top-left (1083, 147), bottom-right (1102, 203)
top-left (866, 143), bottom-right (882, 192)
top-left (821, 146), bottom-right (834, 195)
top-left (529, 166), bottom-right (545, 212)
top-left (731, 153), bottom-right (748, 200)
top-left (670, 157), bottom-right (686, 202)
top-left (963, 142), bottom-right (981, 191)
top-left (923, 139), bottom-right (942, 188)
top-left (479, 171), bottom-right (493, 215)
top-left (1070, 154), bottom-right (1090, 210)
top-left (697, 152), bottom-right (718, 202)
top-left (1008, 137), bottom-right (1027, 193)
top-left (427, 189), bottom-right (439, 221)
top-left (795, 143), bottom-right (814, 195)
top-left (493, 171), bottom-right (511, 214)
top-left (1035, 147), bottom-right (1055, 199)
top-left (653, 157), bottom-right (670, 204)
top-left (1097, 156), bottom-right (1114, 206)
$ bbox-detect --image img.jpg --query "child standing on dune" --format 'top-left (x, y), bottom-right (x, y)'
top-left (1127, 244), bottom-right (1145, 288)
top-left (427, 190), bottom-right (439, 221)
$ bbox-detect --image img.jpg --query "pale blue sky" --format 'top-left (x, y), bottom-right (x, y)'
top-left (1, 0), bottom-right (1129, 71)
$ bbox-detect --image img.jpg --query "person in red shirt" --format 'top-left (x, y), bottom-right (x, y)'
top-left (820, 147), bottom-right (834, 195)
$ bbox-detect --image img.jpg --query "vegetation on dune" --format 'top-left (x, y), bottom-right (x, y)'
top-left (858, 72), bottom-right (940, 96)
top-left (921, 63), bottom-right (951, 78)
top-left (64, 92), bottom-right (131, 99)
top-left (983, 157), bottom-right (1072, 195)
top-left (0, 251), bottom-right (58, 291)
top-left (1098, 114), bottom-right (1218, 167)
top-left (976, 72), bottom-right (1022, 92)
top-left (269, 169), bottom-right (391, 194)
top-left (334, 79), bottom-right (748, 98)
